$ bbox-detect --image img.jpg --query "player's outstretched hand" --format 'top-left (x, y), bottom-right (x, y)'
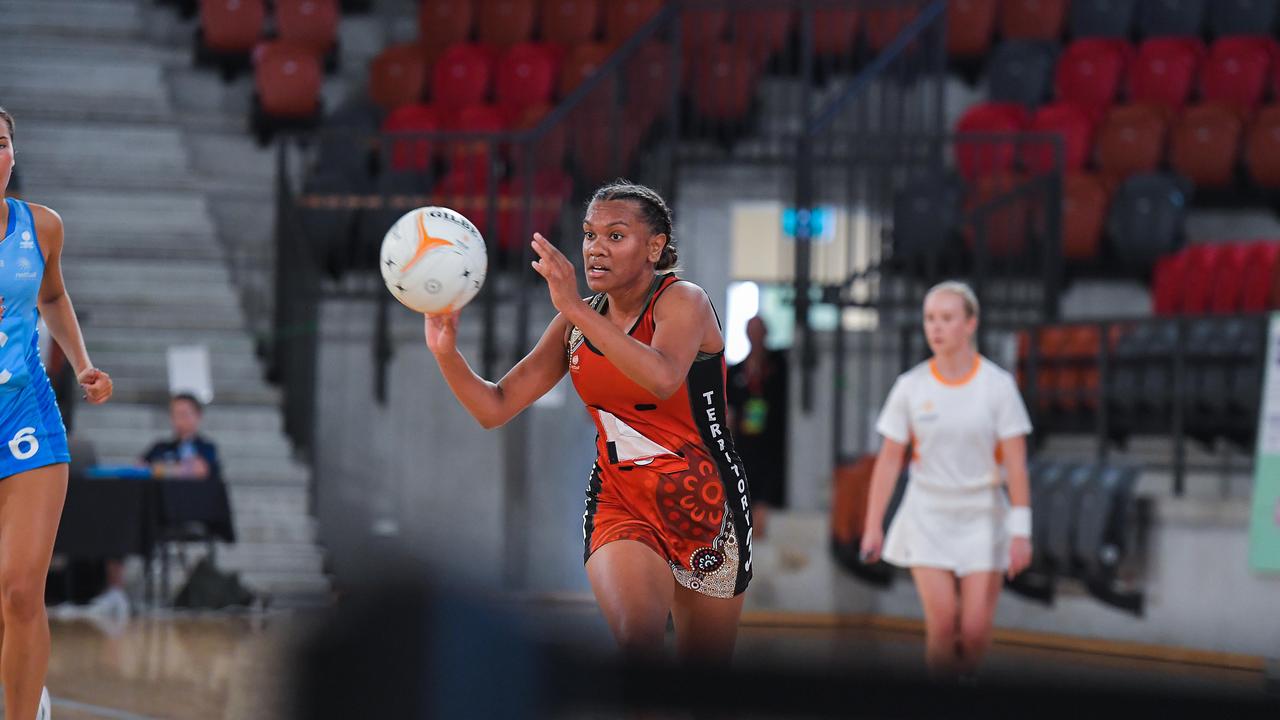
top-left (78, 367), bottom-right (113, 404)
top-left (530, 233), bottom-right (579, 314)
top-left (424, 311), bottom-right (460, 356)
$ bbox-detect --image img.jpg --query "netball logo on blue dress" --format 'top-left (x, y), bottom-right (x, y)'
top-left (15, 256), bottom-right (36, 280)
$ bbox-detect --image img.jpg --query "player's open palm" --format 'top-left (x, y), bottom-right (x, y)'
top-left (425, 311), bottom-right (460, 356)
top-left (530, 233), bottom-right (579, 314)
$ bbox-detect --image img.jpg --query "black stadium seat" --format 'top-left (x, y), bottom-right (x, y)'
top-left (891, 171), bottom-right (965, 262)
top-left (1075, 464), bottom-right (1143, 614)
top-left (986, 40), bottom-right (1058, 108)
top-left (1137, 0), bottom-right (1206, 37)
top-left (1046, 464), bottom-right (1094, 575)
top-left (1106, 173), bottom-right (1192, 270)
top-left (1071, 0), bottom-right (1139, 38)
top-left (1209, 0), bottom-right (1279, 38)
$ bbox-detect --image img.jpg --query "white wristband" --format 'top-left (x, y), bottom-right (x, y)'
top-left (1006, 506), bottom-right (1031, 538)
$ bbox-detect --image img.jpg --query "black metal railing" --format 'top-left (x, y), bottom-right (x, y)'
top-left (892, 314), bottom-right (1269, 495)
top-left (266, 0), bottom-right (963, 457)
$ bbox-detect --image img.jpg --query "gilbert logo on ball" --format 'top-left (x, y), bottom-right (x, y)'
top-left (380, 207), bottom-right (487, 315)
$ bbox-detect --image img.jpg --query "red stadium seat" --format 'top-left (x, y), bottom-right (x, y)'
top-left (1054, 38), bottom-right (1131, 119)
top-left (433, 167), bottom-right (493, 234)
top-left (495, 43), bottom-right (559, 115)
top-left (686, 42), bottom-right (758, 124)
top-left (1241, 241), bottom-right (1280, 311)
top-left (1000, 0), bottom-right (1068, 41)
top-left (1094, 103), bottom-right (1170, 180)
top-left (865, 3), bottom-right (922, 53)
top-left (497, 170), bottom-right (573, 252)
top-left (432, 44), bottom-right (495, 109)
top-left (1127, 37), bottom-right (1204, 112)
top-left (732, 9), bottom-right (796, 65)
top-left (478, 0), bottom-right (536, 48)
top-left (369, 43), bottom-right (429, 112)
top-left (253, 41), bottom-right (322, 118)
top-left (419, 0), bottom-right (473, 51)
top-left (275, 0), bottom-right (339, 56)
top-left (605, 0), bottom-right (663, 44)
top-left (682, 9), bottom-right (730, 53)
top-left (200, 0), bottom-right (265, 54)
top-left (1200, 36), bottom-right (1275, 116)
top-left (1062, 172), bottom-right (1110, 261)
top-left (1244, 104), bottom-right (1280, 187)
top-left (1180, 244), bottom-right (1221, 314)
top-left (1152, 251), bottom-right (1189, 315)
top-left (570, 109), bottom-right (647, 184)
top-left (558, 42), bottom-right (616, 110)
top-left (625, 42), bottom-right (676, 126)
top-left (382, 103), bottom-right (441, 172)
top-left (954, 102), bottom-right (1030, 180)
top-left (1023, 102), bottom-right (1095, 173)
top-left (438, 105), bottom-right (506, 202)
top-left (946, 0), bottom-right (998, 58)
top-left (540, 0), bottom-right (600, 45)
top-left (1209, 243), bottom-right (1250, 313)
top-left (965, 172), bottom-right (1034, 258)
top-left (1169, 103), bottom-right (1244, 187)
top-left (813, 9), bottom-right (860, 58)
top-left (505, 103), bottom-right (568, 172)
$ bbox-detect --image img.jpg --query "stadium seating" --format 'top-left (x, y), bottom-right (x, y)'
top-left (250, 41), bottom-right (323, 144)
top-left (540, 0), bottom-right (600, 45)
top-left (985, 40), bottom-right (1058, 107)
top-left (1137, 0), bottom-right (1206, 37)
top-left (1209, 0), bottom-right (1279, 38)
top-left (1127, 38), bottom-right (1203, 111)
top-left (1106, 173), bottom-right (1190, 268)
top-left (1169, 103), bottom-right (1244, 187)
top-left (1062, 172), bottom-right (1110, 260)
top-left (605, 0), bottom-right (663, 45)
top-left (946, 0), bottom-right (998, 58)
top-left (1000, 0), bottom-right (1069, 41)
top-left (1054, 39), bottom-right (1130, 118)
top-left (477, 0), bottom-right (537, 48)
top-left (368, 44), bottom-right (429, 112)
top-left (275, 0), bottom-right (340, 58)
top-left (419, 0), bottom-right (473, 52)
top-left (1094, 103), bottom-right (1168, 180)
top-left (1070, 0), bottom-right (1139, 38)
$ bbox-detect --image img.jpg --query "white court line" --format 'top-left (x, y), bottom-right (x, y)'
top-left (51, 696), bottom-right (162, 720)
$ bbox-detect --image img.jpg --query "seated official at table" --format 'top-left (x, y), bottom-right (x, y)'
top-left (141, 393), bottom-right (221, 482)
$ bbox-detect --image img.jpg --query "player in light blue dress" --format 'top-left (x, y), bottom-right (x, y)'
top-left (0, 107), bottom-right (113, 720)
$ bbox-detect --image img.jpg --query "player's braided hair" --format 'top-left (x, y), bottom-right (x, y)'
top-left (590, 181), bottom-right (677, 271)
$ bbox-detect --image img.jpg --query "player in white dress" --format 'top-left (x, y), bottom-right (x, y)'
top-left (860, 281), bottom-right (1033, 681)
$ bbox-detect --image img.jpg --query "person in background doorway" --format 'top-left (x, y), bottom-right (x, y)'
top-left (727, 315), bottom-right (788, 537)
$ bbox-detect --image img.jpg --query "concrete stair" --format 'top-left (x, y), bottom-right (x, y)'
top-left (1, 0), bottom-right (331, 606)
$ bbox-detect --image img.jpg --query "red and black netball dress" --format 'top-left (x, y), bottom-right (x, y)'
top-left (569, 273), bottom-right (753, 598)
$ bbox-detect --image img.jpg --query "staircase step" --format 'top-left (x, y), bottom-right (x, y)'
top-left (92, 383), bottom-right (281, 407)
top-left (0, 0), bottom-right (144, 40)
top-left (1, 57), bottom-right (171, 122)
top-left (81, 348), bottom-right (263, 379)
top-left (218, 543), bottom-right (324, 575)
top-left (240, 571), bottom-right (332, 597)
top-left (17, 123), bottom-right (195, 191)
top-left (235, 516), bottom-right (318, 544)
top-left (74, 403), bottom-right (284, 434)
top-left (83, 328), bottom-right (259, 356)
top-left (88, 426), bottom-right (293, 461)
top-left (30, 193), bottom-right (218, 245)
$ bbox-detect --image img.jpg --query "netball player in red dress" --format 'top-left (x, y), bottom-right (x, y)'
top-left (426, 182), bottom-right (752, 663)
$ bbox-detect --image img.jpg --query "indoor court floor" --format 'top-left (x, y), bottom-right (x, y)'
top-left (1, 604), bottom-right (1269, 719)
